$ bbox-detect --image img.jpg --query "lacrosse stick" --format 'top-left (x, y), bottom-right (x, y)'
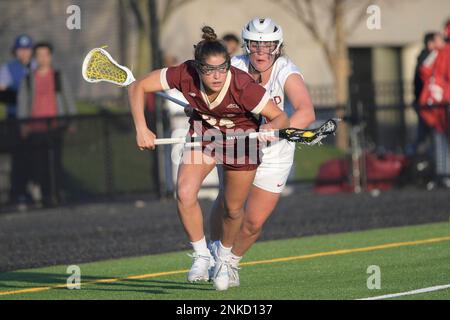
top-left (82, 48), bottom-right (339, 146)
top-left (154, 119), bottom-right (339, 146)
top-left (82, 47), bottom-right (189, 107)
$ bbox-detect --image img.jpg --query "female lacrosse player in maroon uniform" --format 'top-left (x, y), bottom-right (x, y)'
top-left (128, 26), bottom-right (288, 290)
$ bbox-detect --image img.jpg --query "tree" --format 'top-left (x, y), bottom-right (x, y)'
top-left (124, 0), bottom-right (196, 76)
top-left (0, 0), bottom-right (41, 38)
top-left (159, 0), bottom-right (197, 28)
top-left (274, 0), bottom-right (375, 150)
top-left (128, 0), bottom-right (153, 77)
top-left (123, 0), bottom-right (195, 197)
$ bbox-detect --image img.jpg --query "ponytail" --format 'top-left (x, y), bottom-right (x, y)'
top-left (194, 26), bottom-right (230, 66)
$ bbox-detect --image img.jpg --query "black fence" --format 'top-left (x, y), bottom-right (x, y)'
top-left (289, 81), bottom-right (449, 190)
top-left (0, 112), bottom-right (158, 208)
top-left (307, 81), bottom-right (413, 152)
top-left (1, 82), bottom-right (449, 210)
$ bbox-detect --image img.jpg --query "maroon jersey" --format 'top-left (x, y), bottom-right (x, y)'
top-left (160, 61), bottom-right (270, 171)
top-left (160, 61), bottom-right (269, 132)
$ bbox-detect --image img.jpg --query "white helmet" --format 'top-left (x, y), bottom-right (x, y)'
top-left (242, 18), bottom-right (283, 55)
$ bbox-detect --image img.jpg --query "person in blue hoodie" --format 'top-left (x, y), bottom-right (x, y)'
top-left (0, 34), bottom-right (35, 118)
top-left (0, 34), bottom-right (35, 208)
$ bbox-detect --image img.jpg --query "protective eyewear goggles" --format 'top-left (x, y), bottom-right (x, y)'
top-left (247, 41), bottom-right (279, 54)
top-left (196, 61), bottom-right (230, 75)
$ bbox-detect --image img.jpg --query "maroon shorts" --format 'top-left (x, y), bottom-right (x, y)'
top-left (187, 123), bottom-right (261, 171)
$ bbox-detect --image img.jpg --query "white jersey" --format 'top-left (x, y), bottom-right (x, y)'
top-left (231, 55), bottom-right (303, 193)
top-left (231, 55), bottom-right (303, 113)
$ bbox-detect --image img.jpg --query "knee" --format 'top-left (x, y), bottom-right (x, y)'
top-left (242, 218), bottom-right (264, 236)
top-left (176, 183), bottom-right (198, 207)
top-left (224, 204), bottom-right (244, 220)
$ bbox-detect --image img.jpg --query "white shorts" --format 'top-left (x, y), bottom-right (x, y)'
top-left (253, 140), bottom-right (296, 193)
top-left (216, 140), bottom-right (295, 194)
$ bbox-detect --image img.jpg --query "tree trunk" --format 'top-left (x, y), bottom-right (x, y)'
top-left (136, 0), bottom-right (151, 77)
top-left (333, 0), bottom-right (350, 151)
top-left (118, 0), bottom-right (129, 106)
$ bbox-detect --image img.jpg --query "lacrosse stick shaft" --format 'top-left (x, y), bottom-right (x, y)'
top-left (154, 137), bottom-right (189, 145)
top-left (154, 138), bottom-right (201, 147)
top-left (154, 131), bottom-right (274, 145)
top-left (155, 91), bottom-right (190, 108)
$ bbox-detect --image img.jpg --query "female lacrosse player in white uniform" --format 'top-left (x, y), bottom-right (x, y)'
top-left (208, 18), bottom-right (316, 290)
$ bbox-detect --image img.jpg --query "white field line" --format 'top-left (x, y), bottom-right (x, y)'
top-left (357, 284), bottom-right (450, 300)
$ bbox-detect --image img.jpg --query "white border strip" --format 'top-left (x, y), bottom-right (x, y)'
top-left (357, 284), bottom-right (450, 300)
top-left (252, 91), bottom-right (271, 115)
top-left (160, 68), bottom-right (170, 90)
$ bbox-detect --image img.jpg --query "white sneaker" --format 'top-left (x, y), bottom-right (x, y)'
top-left (213, 255), bottom-right (232, 291)
top-left (187, 252), bottom-right (214, 283)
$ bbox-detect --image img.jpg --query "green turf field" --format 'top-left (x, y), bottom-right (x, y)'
top-left (0, 222), bottom-right (449, 300)
top-left (293, 144), bottom-right (346, 180)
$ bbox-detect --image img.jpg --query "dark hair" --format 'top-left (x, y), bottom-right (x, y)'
top-left (222, 33), bottom-right (240, 44)
top-left (423, 32), bottom-right (436, 47)
top-left (194, 26), bottom-right (230, 65)
top-left (33, 42), bottom-right (53, 54)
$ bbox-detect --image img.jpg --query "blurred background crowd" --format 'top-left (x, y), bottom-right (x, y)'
top-left (0, 0), bottom-right (449, 212)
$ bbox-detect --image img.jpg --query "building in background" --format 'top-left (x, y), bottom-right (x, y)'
top-left (0, 0), bottom-right (448, 106)
top-left (1, 0), bottom-right (449, 204)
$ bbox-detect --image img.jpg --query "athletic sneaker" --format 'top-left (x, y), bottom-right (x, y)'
top-left (187, 251), bottom-right (214, 283)
top-left (213, 255), bottom-right (232, 291)
top-left (210, 241), bottom-right (241, 288)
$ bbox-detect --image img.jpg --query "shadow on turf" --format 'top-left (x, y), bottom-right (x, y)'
top-left (0, 272), bottom-right (214, 295)
top-left (82, 279), bottom-right (214, 296)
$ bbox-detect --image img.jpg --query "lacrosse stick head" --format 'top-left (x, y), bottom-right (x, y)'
top-left (82, 47), bottom-right (135, 87)
top-left (279, 119), bottom-right (338, 145)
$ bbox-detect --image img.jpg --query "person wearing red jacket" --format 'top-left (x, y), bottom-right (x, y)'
top-left (407, 32), bottom-right (444, 156)
top-left (419, 20), bottom-right (450, 188)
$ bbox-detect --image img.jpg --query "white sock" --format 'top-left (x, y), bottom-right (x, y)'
top-left (191, 236), bottom-right (209, 255)
top-left (218, 241), bottom-right (232, 257)
top-left (230, 252), bottom-right (242, 266)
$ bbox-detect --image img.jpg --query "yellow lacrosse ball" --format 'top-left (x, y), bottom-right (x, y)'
top-left (302, 131), bottom-right (315, 138)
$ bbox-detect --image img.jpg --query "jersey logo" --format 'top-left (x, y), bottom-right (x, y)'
top-left (219, 118), bottom-right (236, 128)
top-left (273, 96), bottom-right (282, 105)
top-left (277, 183), bottom-right (284, 187)
top-left (226, 104), bottom-right (240, 109)
top-left (201, 114), bottom-right (236, 128)
top-left (188, 92), bottom-right (197, 97)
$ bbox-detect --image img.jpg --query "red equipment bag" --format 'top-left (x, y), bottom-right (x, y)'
top-left (314, 152), bottom-right (407, 194)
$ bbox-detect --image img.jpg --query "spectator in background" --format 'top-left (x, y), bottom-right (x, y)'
top-left (0, 34), bottom-right (36, 208)
top-left (0, 34), bottom-right (35, 118)
top-left (222, 33), bottom-right (240, 56)
top-left (408, 32), bottom-right (445, 156)
top-left (17, 42), bottom-right (77, 207)
top-left (419, 20), bottom-right (450, 189)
